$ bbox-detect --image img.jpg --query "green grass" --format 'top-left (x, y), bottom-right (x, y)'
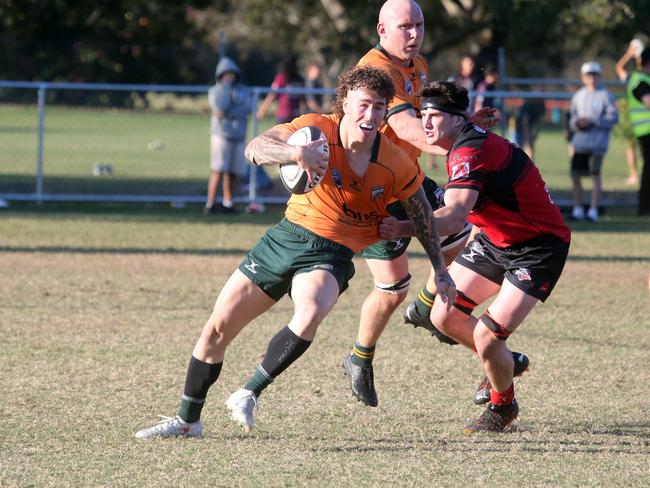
top-left (1, 204), bottom-right (649, 486)
top-left (0, 103), bottom-right (639, 202)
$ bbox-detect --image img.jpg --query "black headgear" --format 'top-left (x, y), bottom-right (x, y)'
top-left (421, 96), bottom-right (467, 117)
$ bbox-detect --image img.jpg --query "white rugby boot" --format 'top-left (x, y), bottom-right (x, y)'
top-left (134, 415), bottom-right (202, 439)
top-left (225, 388), bottom-right (258, 432)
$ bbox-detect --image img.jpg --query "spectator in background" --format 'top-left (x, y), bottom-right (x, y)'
top-left (257, 54), bottom-right (305, 122)
top-left (515, 90), bottom-right (546, 160)
top-left (204, 57), bottom-right (251, 214)
top-left (569, 61), bottom-right (619, 222)
top-left (473, 64), bottom-right (500, 113)
top-left (623, 47), bottom-right (650, 215)
top-left (247, 55), bottom-right (308, 193)
top-left (616, 39), bottom-right (650, 215)
top-left (304, 62), bottom-right (324, 114)
top-left (616, 39), bottom-right (646, 187)
top-left (450, 55), bottom-right (480, 92)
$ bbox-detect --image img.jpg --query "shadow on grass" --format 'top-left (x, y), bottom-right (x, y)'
top-left (308, 423), bottom-right (650, 454)
top-left (0, 245), bottom-right (251, 256)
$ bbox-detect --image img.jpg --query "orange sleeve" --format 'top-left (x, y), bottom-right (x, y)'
top-left (392, 147), bottom-right (425, 202)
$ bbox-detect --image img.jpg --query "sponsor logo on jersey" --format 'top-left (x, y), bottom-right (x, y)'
top-left (244, 258), bottom-right (259, 274)
top-left (342, 203), bottom-right (381, 222)
top-left (461, 240), bottom-right (485, 263)
top-left (450, 162), bottom-right (471, 181)
top-left (514, 268), bottom-right (532, 281)
top-left (371, 185), bottom-right (385, 201)
top-left (331, 168), bottom-right (342, 189)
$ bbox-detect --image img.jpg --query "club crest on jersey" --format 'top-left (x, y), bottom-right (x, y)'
top-left (331, 168), bottom-right (342, 189)
top-left (450, 162), bottom-right (471, 181)
top-left (514, 268), bottom-right (532, 281)
top-left (405, 78), bottom-right (413, 95)
top-left (371, 185), bottom-right (385, 201)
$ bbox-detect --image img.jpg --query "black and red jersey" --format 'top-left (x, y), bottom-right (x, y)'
top-left (445, 123), bottom-right (571, 247)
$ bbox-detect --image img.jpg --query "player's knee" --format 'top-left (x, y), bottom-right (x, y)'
top-left (373, 273), bottom-right (411, 296)
top-left (477, 310), bottom-right (511, 343)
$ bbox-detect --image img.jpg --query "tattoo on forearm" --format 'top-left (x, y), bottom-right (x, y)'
top-left (402, 188), bottom-right (445, 272)
top-left (245, 131), bottom-right (295, 166)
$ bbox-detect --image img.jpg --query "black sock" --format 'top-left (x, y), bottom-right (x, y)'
top-left (351, 340), bottom-right (375, 367)
top-left (244, 326), bottom-right (311, 397)
top-left (414, 287), bottom-right (436, 316)
top-left (177, 356), bottom-right (222, 423)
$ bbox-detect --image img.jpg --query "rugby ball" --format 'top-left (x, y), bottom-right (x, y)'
top-left (279, 126), bottom-right (328, 195)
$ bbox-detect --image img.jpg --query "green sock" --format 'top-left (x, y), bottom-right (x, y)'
top-left (178, 396), bottom-right (205, 424)
top-left (414, 288), bottom-right (436, 316)
top-left (351, 341), bottom-right (375, 367)
top-left (243, 366), bottom-right (273, 397)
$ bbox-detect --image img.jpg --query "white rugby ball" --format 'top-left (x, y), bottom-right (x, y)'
top-left (279, 126), bottom-right (328, 195)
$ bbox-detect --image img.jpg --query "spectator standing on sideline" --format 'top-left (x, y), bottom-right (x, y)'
top-left (626, 47), bottom-right (650, 215)
top-left (133, 66), bottom-right (455, 438)
top-left (515, 91), bottom-right (546, 160)
top-left (204, 57), bottom-right (251, 214)
top-left (257, 54), bottom-right (305, 123)
top-left (246, 55), bottom-right (307, 193)
top-left (569, 61), bottom-right (618, 222)
top-left (305, 62), bottom-right (324, 114)
top-left (379, 80), bottom-right (570, 432)
top-left (473, 65), bottom-right (500, 113)
top-left (450, 55), bottom-right (481, 92)
top-left (616, 39), bottom-right (647, 188)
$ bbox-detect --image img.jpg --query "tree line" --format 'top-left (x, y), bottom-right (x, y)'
top-left (1, 0), bottom-right (648, 87)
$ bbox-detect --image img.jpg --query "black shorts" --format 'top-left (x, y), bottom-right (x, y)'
top-left (571, 152), bottom-right (603, 177)
top-left (454, 232), bottom-right (570, 302)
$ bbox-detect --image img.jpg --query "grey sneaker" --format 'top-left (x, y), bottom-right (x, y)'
top-left (341, 354), bottom-right (378, 407)
top-left (225, 388), bottom-right (257, 432)
top-left (403, 301), bottom-right (458, 345)
top-left (134, 415), bottom-right (202, 439)
top-left (472, 351), bottom-right (530, 405)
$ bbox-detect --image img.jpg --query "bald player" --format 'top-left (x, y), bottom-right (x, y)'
top-left (342, 0), bottom-right (498, 407)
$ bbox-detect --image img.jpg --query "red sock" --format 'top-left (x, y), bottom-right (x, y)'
top-left (491, 383), bottom-right (515, 406)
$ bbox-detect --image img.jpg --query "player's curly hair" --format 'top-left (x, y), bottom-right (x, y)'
top-left (419, 81), bottom-right (469, 113)
top-left (332, 66), bottom-right (395, 117)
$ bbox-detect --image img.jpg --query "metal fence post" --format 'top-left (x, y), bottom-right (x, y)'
top-left (498, 47), bottom-right (507, 137)
top-left (36, 83), bottom-right (46, 205)
top-left (248, 87), bottom-right (260, 203)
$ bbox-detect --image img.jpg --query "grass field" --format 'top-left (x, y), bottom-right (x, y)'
top-left (0, 102), bottom-right (641, 202)
top-left (1, 203), bottom-right (649, 487)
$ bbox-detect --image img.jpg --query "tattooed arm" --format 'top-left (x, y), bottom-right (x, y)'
top-left (380, 186), bottom-right (476, 240)
top-left (245, 127), bottom-right (328, 182)
top-left (399, 187), bottom-right (456, 308)
top-left (244, 127), bottom-right (295, 166)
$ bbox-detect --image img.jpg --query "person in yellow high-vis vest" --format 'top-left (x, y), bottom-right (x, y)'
top-left (625, 48), bottom-right (650, 215)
